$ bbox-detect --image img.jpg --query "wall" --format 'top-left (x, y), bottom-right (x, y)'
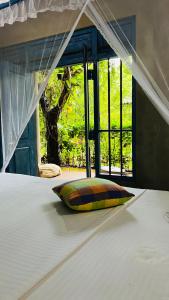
top-left (0, 1), bottom-right (169, 190)
top-left (0, 11), bottom-right (92, 47)
top-left (107, 0), bottom-right (169, 190)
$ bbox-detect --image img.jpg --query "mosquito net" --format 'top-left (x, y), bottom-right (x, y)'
top-left (0, 0), bottom-right (168, 172)
top-left (88, 1), bottom-right (169, 123)
top-left (0, 0), bottom-right (90, 171)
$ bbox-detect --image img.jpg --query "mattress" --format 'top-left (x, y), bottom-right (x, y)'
top-left (0, 173), bottom-right (167, 300)
top-left (27, 189), bottom-right (169, 300)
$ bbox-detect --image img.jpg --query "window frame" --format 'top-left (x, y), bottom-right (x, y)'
top-left (95, 56), bottom-right (136, 183)
top-left (1, 16), bottom-right (136, 183)
top-left (0, 0), bottom-right (22, 10)
top-left (41, 16), bottom-right (136, 184)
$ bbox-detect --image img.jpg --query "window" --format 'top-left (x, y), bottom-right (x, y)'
top-left (0, 0), bottom-right (22, 10)
top-left (5, 16), bottom-right (135, 181)
top-left (98, 57), bottom-right (134, 178)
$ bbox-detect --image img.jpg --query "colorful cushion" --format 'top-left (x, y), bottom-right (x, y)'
top-left (52, 178), bottom-right (135, 211)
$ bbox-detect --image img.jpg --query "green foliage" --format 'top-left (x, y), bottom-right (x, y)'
top-left (39, 58), bottom-right (133, 174)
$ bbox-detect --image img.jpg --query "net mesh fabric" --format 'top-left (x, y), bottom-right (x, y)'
top-left (0, 0), bottom-right (84, 26)
top-left (85, 0), bottom-right (169, 125)
top-left (0, 0), bottom-right (90, 171)
top-left (0, 0), bottom-right (168, 172)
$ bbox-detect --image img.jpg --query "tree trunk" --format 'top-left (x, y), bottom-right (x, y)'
top-left (40, 66), bottom-right (83, 165)
top-left (46, 115), bottom-right (61, 165)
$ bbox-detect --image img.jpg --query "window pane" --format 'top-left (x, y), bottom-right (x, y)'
top-left (99, 60), bottom-right (108, 130)
top-left (89, 139), bottom-right (95, 169)
top-left (110, 58), bottom-right (120, 130)
top-left (99, 132), bottom-right (109, 174)
top-left (58, 64), bottom-right (85, 168)
top-left (122, 131), bottom-right (133, 176)
top-left (98, 57), bottom-right (134, 178)
top-left (122, 63), bottom-right (132, 129)
top-left (110, 131), bottom-right (121, 175)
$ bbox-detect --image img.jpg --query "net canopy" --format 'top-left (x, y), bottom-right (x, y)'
top-left (0, 0), bottom-right (169, 172)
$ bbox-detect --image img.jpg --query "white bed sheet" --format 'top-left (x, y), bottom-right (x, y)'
top-left (0, 173), bottom-right (144, 300)
top-left (27, 189), bottom-right (169, 300)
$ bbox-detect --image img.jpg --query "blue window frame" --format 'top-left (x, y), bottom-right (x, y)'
top-left (61, 17), bottom-right (136, 183)
top-left (0, 0), bottom-right (22, 10)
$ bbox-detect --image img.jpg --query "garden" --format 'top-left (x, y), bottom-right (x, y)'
top-left (39, 57), bottom-right (133, 174)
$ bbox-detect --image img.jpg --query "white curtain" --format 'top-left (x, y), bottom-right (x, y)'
top-left (0, 0), bottom-right (84, 27)
top-left (0, 0), bottom-right (90, 171)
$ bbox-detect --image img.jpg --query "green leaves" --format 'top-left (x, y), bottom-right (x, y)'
top-left (39, 59), bottom-right (133, 171)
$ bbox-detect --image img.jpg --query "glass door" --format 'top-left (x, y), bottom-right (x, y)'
top-left (94, 57), bottom-right (135, 180)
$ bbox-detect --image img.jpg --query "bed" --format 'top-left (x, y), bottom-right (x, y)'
top-left (0, 173), bottom-right (168, 300)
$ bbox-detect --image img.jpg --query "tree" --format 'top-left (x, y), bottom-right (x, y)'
top-left (40, 66), bottom-right (83, 165)
top-left (39, 59), bottom-right (133, 171)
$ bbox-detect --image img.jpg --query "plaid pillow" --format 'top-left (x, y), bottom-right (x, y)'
top-left (52, 178), bottom-right (135, 211)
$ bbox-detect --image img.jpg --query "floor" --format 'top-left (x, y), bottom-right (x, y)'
top-left (58, 167), bottom-right (95, 181)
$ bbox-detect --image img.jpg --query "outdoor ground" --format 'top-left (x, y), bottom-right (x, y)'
top-left (58, 167), bottom-right (95, 181)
